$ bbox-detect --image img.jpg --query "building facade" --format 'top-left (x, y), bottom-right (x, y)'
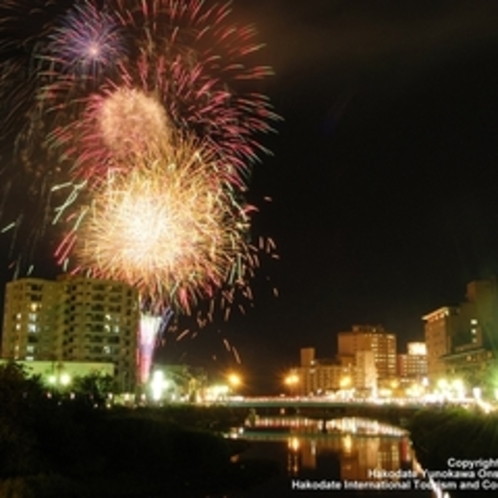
top-left (354, 350), bottom-right (377, 393)
top-left (397, 342), bottom-right (427, 380)
top-left (291, 348), bottom-right (352, 396)
top-left (337, 324), bottom-right (397, 385)
top-left (422, 306), bottom-right (459, 382)
top-left (2, 275), bottom-right (140, 392)
top-left (423, 278), bottom-right (498, 391)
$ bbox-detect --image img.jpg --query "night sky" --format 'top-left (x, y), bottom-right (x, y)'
top-left (3, 1), bottom-right (498, 394)
top-left (188, 0), bottom-right (498, 393)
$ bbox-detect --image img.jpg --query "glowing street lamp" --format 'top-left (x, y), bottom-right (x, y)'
top-left (452, 379), bottom-right (465, 399)
top-left (340, 376), bottom-right (352, 389)
top-left (228, 373), bottom-right (241, 386)
top-left (60, 373), bottom-right (71, 387)
top-left (284, 373), bottom-right (299, 396)
top-left (47, 372), bottom-right (71, 388)
top-left (285, 374), bottom-right (299, 386)
top-left (227, 373), bottom-right (242, 393)
top-left (150, 370), bottom-right (170, 402)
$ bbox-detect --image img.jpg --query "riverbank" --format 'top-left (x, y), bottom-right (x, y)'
top-left (408, 407), bottom-right (498, 498)
top-left (0, 406), bottom-right (278, 497)
top-left (0, 365), bottom-right (276, 498)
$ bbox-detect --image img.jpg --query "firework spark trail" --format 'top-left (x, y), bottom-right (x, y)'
top-left (137, 306), bottom-right (174, 384)
top-left (138, 313), bottom-right (162, 384)
top-left (176, 329), bottom-right (190, 341)
top-left (232, 345), bottom-right (242, 364)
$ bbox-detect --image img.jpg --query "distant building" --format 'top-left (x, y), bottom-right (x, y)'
top-left (354, 350), bottom-right (376, 393)
top-left (300, 347), bottom-right (315, 368)
top-left (397, 342), bottom-right (427, 380)
top-left (291, 348), bottom-right (352, 396)
top-left (337, 324), bottom-right (397, 388)
top-left (1, 275), bottom-right (140, 392)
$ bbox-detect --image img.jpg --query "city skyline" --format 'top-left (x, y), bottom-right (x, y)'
top-left (2, 1), bottom-right (498, 394)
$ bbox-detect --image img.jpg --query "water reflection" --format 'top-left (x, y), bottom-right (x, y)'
top-left (285, 431), bottom-right (413, 480)
top-left (231, 417), bottom-right (431, 497)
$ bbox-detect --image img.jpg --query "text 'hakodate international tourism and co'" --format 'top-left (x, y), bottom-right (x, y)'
top-left (291, 458), bottom-right (498, 492)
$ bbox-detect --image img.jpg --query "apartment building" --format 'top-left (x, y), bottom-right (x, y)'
top-left (2, 275), bottom-right (140, 392)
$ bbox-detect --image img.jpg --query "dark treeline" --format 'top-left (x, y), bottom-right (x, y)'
top-left (0, 363), bottom-right (277, 497)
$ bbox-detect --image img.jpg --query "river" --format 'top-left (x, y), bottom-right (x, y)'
top-left (226, 416), bottom-right (437, 498)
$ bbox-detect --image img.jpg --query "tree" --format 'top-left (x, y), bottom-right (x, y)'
top-left (72, 372), bottom-right (116, 407)
top-left (0, 362), bottom-right (46, 477)
top-left (0, 362), bottom-right (45, 421)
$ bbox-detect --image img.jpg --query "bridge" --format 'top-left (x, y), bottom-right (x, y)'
top-left (224, 397), bottom-right (435, 429)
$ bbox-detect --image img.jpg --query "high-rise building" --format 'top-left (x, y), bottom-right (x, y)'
top-left (337, 325), bottom-right (397, 384)
top-left (423, 278), bottom-right (498, 389)
top-left (2, 275), bottom-right (140, 391)
top-left (300, 347), bottom-right (315, 368)
top-left (422, 306), bottom-right (458, 382)
top-left (2, 278), bottom-right (60, 362)
top-left (462, 279), bottom-right (498, 350)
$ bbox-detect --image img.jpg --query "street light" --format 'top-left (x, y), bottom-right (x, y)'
top-left (227, 373), bottom-right (242, 396)
top-left (340, 376), bottom-right (352, 389)
top-left (150, 370), bottom-right (170, 402)
top-left (284, 373), bottom-right (299, 396)
top-left (60, 373), bottom-right (71, 386)
top-left (47, 372), bottom-right (71, 388)
top-left (228, 372), bottom-right (241, 386)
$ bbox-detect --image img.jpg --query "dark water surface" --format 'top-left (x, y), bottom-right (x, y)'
top-left (225, 417), bottom-right (434, 498)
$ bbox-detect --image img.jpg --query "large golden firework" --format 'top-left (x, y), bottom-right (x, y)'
top-left (71, 138), bottom-right (253, 313)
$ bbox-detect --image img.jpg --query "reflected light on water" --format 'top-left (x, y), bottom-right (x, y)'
top-left (244, 416), bottom-right (415, 481)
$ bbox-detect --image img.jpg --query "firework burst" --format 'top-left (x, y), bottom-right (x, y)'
top-left (60, 138), bottom-right (255, 314)
top-left (55, 86), bottom-right (174, 182)
top-left (45, 1), bottom-right (125, 80)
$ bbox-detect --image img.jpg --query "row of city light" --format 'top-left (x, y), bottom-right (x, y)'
top-left (37, 367), bottom-right (498, 413)
top-left (149, 369), bottom-right (243, 403)
top-left (283, 372), bottom-right (498, 406)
